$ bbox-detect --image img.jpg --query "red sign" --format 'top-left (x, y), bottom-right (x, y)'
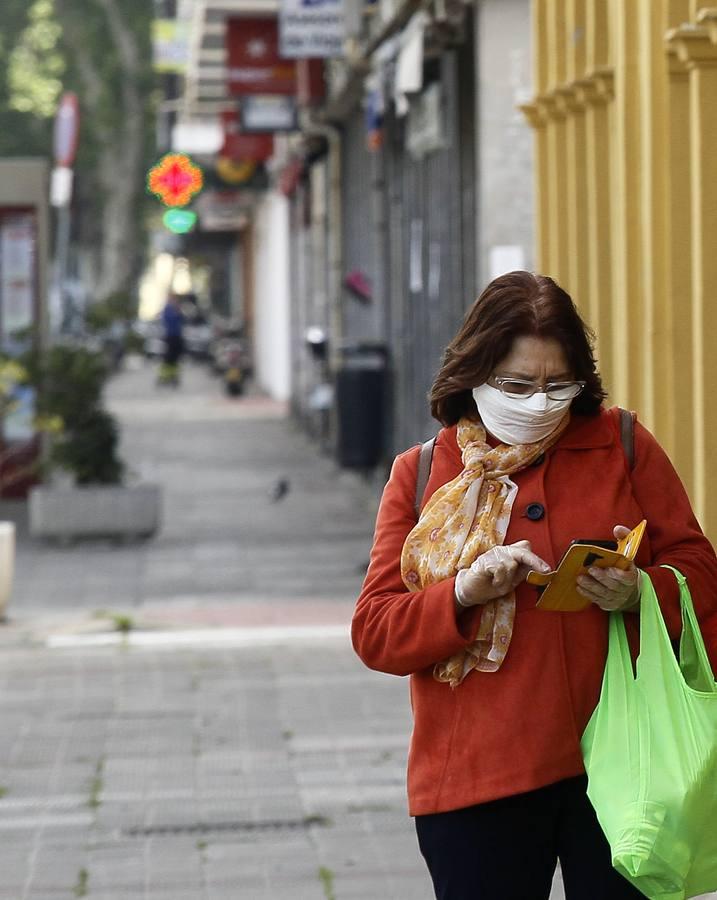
top-left (226, 18), bottom-right (296, 96)
top-left (221, 111), bottom-right (274, 161)
top-left (296, 59), bottom-right (325, 106)
top-left (53, 92), bottom-right (80, 167)
top-left (147, 154), bottom-right (203, 207)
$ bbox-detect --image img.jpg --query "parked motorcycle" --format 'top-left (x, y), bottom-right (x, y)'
top-left (211, 327), bottom-right (251, 396)
top-left (223, 346), bottom-right (246, 395)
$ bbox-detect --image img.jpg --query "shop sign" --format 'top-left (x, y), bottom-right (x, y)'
top-left (239, 96), bottom-right (297, 133)
top-left (147, 153), bottom-right (203, 207)
top-left (162, 209), bottom-right (197, 234)
top-left (296, 59), bottom-right (326, 106)
top-left (196, 190), bottom-right (252, 232)
top-left (278, 0), bottom-right (346, 59)
top-left (406, 82), bottom-right (445, 159)
top-left (152, 19), bottom-right (190, 73)
top-left (0, 213), bottom-right (35, 335)
top-left (221, 111), bottom-right (275, 160)
top-left (226, 18), bottom-right (296, 96)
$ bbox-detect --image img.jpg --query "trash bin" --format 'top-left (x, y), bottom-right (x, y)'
top-left (336, 343), bottom-right (387, 469)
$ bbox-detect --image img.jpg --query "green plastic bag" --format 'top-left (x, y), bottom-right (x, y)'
top-left (581, 567), bottom-right (717, 900)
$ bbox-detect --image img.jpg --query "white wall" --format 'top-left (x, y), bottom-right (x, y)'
top-left (252, 191), bottom-right (291, 402)
top-left (476, 0), bottom-right (534, 284)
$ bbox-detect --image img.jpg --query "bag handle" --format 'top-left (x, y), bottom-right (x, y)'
top-left (414, 437), bottom-right (436, 519)
top-left (629, 568), bottom-right (716, 692)
top-left (661, 565), bottom-right (716, 691)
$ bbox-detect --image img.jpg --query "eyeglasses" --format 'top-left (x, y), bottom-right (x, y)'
top-left (490, 376), bottom-right (586, 401)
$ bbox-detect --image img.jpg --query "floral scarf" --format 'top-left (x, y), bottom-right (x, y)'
top-left (400, 415), bottom-right (569, 686)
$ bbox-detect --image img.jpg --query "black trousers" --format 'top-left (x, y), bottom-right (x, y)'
top-left (164, 334), bottom-right (184, 366)
top-left (415, 775), bottom-right (643, 900)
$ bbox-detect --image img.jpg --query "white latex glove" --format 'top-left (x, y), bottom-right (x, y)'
top-left (455, 540), bottom-right (551, 609)
top-left (576, 525), bottom-right (641, 612)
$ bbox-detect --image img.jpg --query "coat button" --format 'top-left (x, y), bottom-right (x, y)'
top-left (526, 503), bottom-right (545, 521)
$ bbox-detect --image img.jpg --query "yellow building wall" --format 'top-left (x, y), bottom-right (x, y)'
top-left (522, 1), bottom-right (717, 539)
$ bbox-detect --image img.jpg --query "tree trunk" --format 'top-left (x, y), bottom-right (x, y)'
top-left (54, 0), bottom-right (147, 302)
top-left (92, 0), bottom-right (146, 301)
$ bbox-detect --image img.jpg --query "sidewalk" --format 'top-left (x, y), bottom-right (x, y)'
top-left (0, 360), bottom-right (437, 900)
top-left (2, 358), bottom-right (375, 631)
top-left (1, 360), bottom-right (698, 899)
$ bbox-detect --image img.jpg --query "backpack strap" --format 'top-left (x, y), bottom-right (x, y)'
top-left (618, 407), bottom-right (637, 472)
top-left (414, 437), bottom-right (437, 519)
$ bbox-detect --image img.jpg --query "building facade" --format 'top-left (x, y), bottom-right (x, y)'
top-left (288, 0), bottom-right (534, 464)
top-left (522, 0), bottom-right (717, 537)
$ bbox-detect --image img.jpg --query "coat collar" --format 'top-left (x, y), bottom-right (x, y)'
top-left (436, 407), bottom-right (615, 465)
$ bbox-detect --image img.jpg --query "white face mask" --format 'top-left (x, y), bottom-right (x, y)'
top-left (471, 383), bottom-right (571, 445)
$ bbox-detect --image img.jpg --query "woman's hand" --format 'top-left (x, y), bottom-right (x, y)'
top-left (455, 540), bottom-right (551, 610)
top-left (576, 525), bottom-right (640, 612)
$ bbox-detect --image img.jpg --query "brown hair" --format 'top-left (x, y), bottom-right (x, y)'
top-left (429, 271), bottom-right (606, 425)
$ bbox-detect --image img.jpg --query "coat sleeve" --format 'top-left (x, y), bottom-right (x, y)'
top-left (351, 447), bottom-right (483, 676)
top-left (630, 420), bottom-right (717, 638)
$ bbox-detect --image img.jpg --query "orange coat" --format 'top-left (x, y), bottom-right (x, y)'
top-left (352, 408), bottom-right (717, 816)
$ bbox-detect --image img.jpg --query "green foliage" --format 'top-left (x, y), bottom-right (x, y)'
top-left (110, 613), bottom-right (133, 634)
top-left (84, 291), bottom-right (137, 333)
top-left (124, 330), bottom-right (145, 355)
top-left (8, 0), bottom-right (64, 117)
top-left (88, 757), bottom-right (103, 809)
top-left (25, 345), bottom-right (107, 422)
top-left (22, 344), bottom-right (124, 485)
top-left (318, 866), bottom-right (336, 900)
top-left (0, 0), bottom-right (52, 155)
top-left (0, 359), bottom-right (30, 417)
top-left (73, 868), bottom-right (88, 898)
top-left (52, 408), bottom-right (123, 485)
top-left (0, 0), bottom-right (157, 295)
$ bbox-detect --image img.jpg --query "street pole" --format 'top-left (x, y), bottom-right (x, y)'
top-left (50, 92), bottom-right (80, 336)
top-left (52, 201), bottom-right (72, 334)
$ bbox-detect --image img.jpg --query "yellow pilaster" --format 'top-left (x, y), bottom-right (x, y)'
top-left (580, 1), bottom-right (614, 389)
top-left (669, 21), bottom-right (717, 537)
top-left (557, 85), bottom-right (589, 313)
top-left (543, 0), bottom-right (570, 285)
top-left (664, 45), bottom-right (694, 495)
top-left (608, 0), bottom-right (644, 410)
top-left (562, 0), bottom-right (589, 317)
top-left (525, 0), bottom-right (717, 535)
top-left (635, 0), bottom-right (671, 436)
top-left (667, 0), bottom-right (692, 23)
top-left (528, 0), bottom-right (551, 270)
top-left (578, 69), bottom-right (614, 393)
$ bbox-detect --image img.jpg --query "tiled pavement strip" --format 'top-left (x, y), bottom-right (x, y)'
top-left (0, 639), bottom-right (430, 900)
top-left (0, 360), bottom-right (710, 900)
top-left (0, 360), bottom-right (438, 900)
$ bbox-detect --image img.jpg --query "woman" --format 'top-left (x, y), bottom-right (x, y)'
top-left (351, 271), bottom-right (717, 900)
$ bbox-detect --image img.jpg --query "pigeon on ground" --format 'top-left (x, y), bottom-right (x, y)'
top-left (269, 477), bottom-right (291, 502)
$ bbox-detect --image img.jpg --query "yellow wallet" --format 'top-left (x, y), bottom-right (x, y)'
top-left (526, 520), bottom-right (647, 612)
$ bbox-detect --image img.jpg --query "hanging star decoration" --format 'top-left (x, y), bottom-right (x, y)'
top-left (147, 153), bottom-right (203, 207)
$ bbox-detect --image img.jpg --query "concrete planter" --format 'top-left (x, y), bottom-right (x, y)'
top-left (28, 483), bottom-right (161, 541)
top-left (0, 522), bottom-right (15, 620)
